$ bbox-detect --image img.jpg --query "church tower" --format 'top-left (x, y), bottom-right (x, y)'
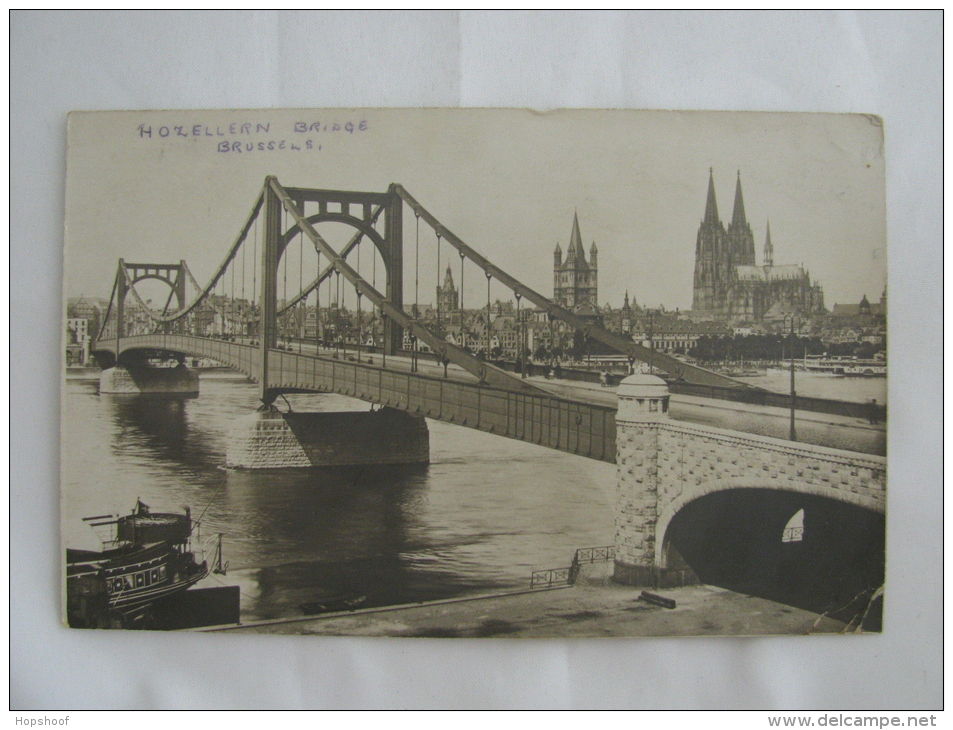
top-left (763, 219), bottom-right (774, 266)
top-left (621, 290), bottom-right (633, 333)
top-left (553, 212), bottom-right (598, 310)
top-left (692, 169), bottom-right (728, 316)
top-left (436, 263), bottom-right (458, 312)
top-left (727, 171), bottom-right (755, 266)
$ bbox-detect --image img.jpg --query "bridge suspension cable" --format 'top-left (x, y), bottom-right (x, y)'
top-left (391, 184), bottom-right (749, 389)
top-left (267, 177), bottom-right (545, 395)
top-left (297, 218), bottom-right (304, 354)
top-left (100, 190), bottom-right (267, 338)
top-left (435, 231), bottom-right (441, 336)
top-left (276, 205), bottom-right (384, 316)
top-left (95, 176), bottom-right (746, 394)
top-left (414, 212), bottom-right (420, 318)
top-left (318, 233), bottom-right (323, 355)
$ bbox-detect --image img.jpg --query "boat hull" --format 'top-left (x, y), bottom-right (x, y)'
top-left (66, 506), bottom-right (212, 628)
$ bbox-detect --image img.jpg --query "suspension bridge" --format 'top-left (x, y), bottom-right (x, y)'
top-left (91, 177), bottom-right (757, 461)
top-left (89, 177), bottom-right (885, 589)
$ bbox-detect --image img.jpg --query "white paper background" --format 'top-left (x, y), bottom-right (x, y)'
top-left (10, 10), bottom-right (941, 709)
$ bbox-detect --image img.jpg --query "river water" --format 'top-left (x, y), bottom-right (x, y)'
top-left (62, 372), bottom-right (616, 622)
top-left (737, 373), bottom-right (887, 404)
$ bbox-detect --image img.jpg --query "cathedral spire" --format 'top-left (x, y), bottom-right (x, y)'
top-left (704, 168), bottom-right (719, 224)
top-left (764, 219), bottom-right (774, 266)
top-left (731, 170), bottom-right (747, 229)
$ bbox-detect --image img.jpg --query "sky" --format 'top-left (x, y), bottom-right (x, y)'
top-left (64, 108), bottom-right (886, 312)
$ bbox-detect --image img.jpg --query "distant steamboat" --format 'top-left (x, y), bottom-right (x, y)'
top-left (767, 357), bottom-right (886, 378)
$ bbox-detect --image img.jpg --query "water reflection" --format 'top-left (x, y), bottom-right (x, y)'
top-left (213, 464), bottom-right (511, 619)
top-left (64, 375), bottom-right (616, 623)
top-left (106, 394), bottom-right (219, 469)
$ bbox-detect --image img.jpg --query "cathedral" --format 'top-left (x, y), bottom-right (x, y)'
top-left (553, 212), bottom-right (598, 313)
top-left (691, 170), bottom-right (824, 322)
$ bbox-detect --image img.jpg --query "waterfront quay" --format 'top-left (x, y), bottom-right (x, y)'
top-left (206, 564), bottom-right (848, 638)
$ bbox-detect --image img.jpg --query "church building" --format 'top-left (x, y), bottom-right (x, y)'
top-left (553, 212), bottom-right (598, 313)
top-left (436, 263), bottom-right (459, 313)
top-left (691, 170), bottom-right (824, 322)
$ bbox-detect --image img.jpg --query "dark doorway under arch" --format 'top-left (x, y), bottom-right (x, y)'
top-left (663, 488), bottom-right (884, 628)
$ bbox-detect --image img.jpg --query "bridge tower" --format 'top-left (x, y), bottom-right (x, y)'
top-left (98, 259), bottom-right (199, 394)
top-left (113, 259), bottom-right (191, 342)
top-left (612, 374), bottom-right (695, 587)
top-left (258, 179), bottom-right (404, 404)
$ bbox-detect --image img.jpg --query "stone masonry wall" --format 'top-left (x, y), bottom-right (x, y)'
top-left (226, 411), bottom-right (311, 469)
top-left (612, 374), bottom-right (886, 586)
top-left (613, 423), bottom-right (660, 580)
top-left (652, 422), bottom-right (886, 567)
top-left (226, 408), bottom-right (430, 469)
top-left (99, 365), bottom-right (199, 394)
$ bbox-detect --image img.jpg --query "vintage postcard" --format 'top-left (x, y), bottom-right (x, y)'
top-left (63, 108), bottom-right (886, 636)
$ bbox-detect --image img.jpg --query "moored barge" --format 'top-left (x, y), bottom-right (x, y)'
top-left (66, 501), bottom-right (215, 628)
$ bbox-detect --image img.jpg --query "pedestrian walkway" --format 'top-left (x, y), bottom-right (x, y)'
top-left (527, 376), bottom-right (885, 455)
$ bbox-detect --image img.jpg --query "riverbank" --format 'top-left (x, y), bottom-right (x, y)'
top-left (205, 565), bottom-right (849, 638)
top-left (65, 366), bottom-right (250, 380)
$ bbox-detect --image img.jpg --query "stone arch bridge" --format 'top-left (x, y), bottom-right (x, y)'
top-left (611, 375), bottom-right (885, 588)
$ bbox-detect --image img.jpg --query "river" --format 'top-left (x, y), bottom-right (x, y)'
top-left (62, 372), bottom-right (616, 622)
top-left (737, 372), bottom-right (887, 404)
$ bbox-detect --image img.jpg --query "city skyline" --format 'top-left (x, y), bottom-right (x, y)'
top-left (65, 109), bottom-right (885, 316)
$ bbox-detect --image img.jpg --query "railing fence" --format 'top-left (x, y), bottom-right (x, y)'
top-left (529, 545), bottom-right (616, 588)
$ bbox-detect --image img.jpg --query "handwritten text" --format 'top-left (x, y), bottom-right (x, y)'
top-left (136, 118), bottom-right (370, 155)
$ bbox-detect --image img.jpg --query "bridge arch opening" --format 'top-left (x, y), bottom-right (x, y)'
top-left (661, 488), bottom-right (884, 627)
top-left (123, 276), bottom-right (182, 315)
top-left (279, 214), bottom-right (391, 278)
top-left (781, 508), bottom-right (805, 543)
top-left (276, 216), bottom-right (391, 317)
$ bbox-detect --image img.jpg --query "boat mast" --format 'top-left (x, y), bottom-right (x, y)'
top-left (213, 533), bottom-right (228, 575)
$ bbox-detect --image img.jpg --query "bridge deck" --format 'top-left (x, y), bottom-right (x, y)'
top-left (96, 334), bottom-right (618, 463)
top-left (93, 334), bottom-right (885, 460)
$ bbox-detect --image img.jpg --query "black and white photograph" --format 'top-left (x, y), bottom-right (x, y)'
top-left (62, 108), bottom-right (887, 637)
top-left (12, 9), bottom-right (940, 712)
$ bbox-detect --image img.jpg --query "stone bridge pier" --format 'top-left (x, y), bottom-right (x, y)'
top-left (99, 362), bottom-right (199, 395)
top-left (612, 375), bottom-right (887, 588)
top-left (225, 407), bottom-right (429, 469)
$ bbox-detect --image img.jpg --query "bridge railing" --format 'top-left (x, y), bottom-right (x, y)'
top-left (96, 333), bottom-right (620, 463)
top-left (529, 545), bottom-right (616, 588)
top-left (530, 567), bottom-right (572, 589)
top-left (781, 526), bottom-right (805, 543)
top-left (267, 344), bottom-right (617, 462)
top-left (574, 546), bottom-right (615, 564)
